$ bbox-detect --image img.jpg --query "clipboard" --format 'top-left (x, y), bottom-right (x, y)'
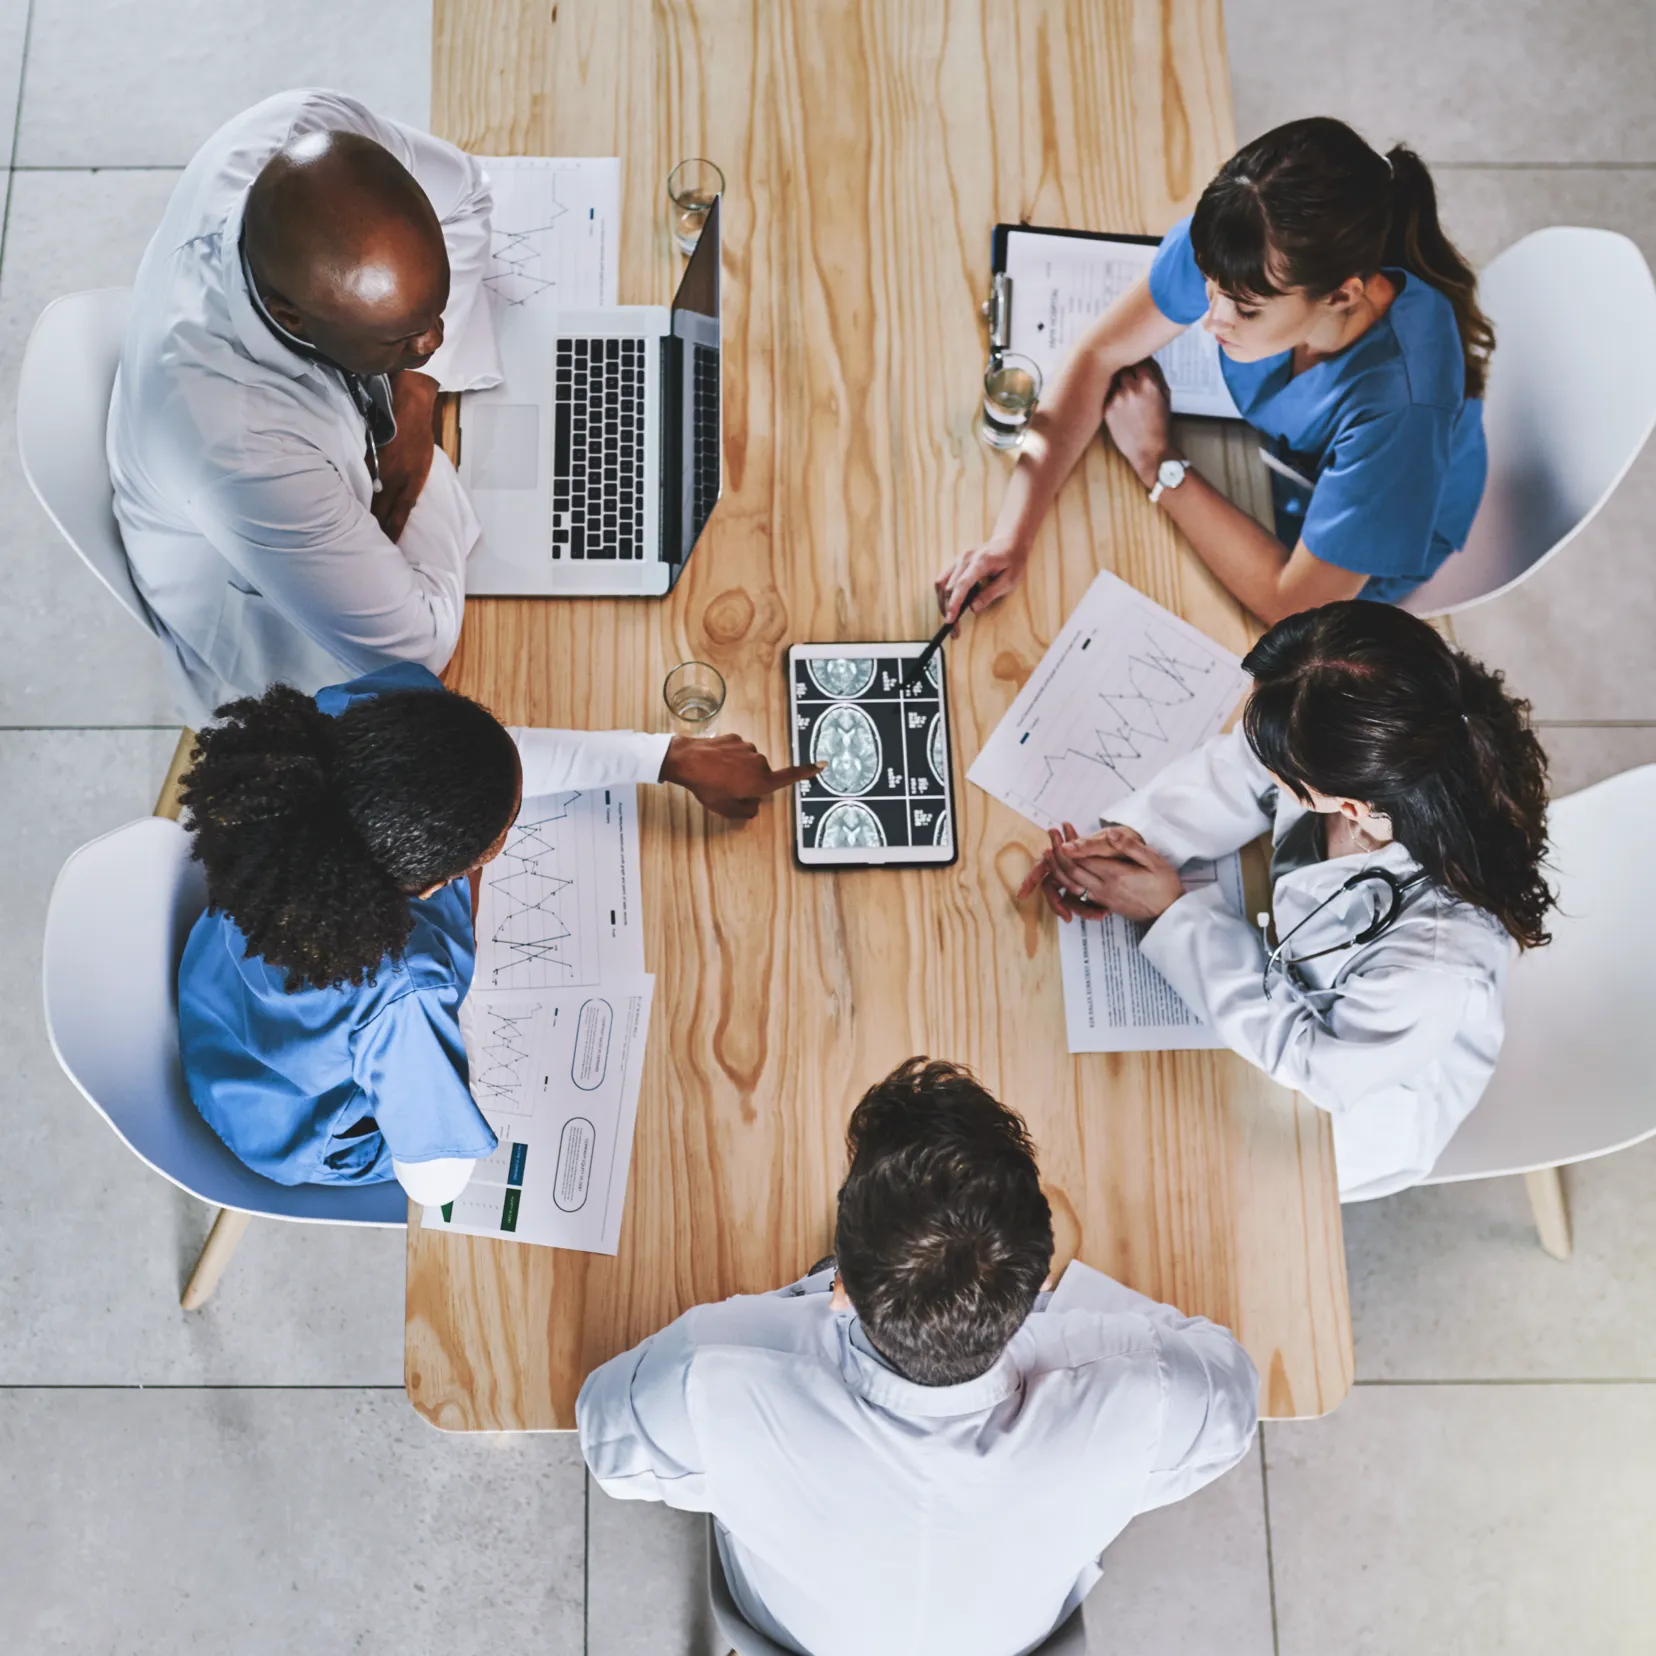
top-left (987, 222), bottom-right (1241, 420)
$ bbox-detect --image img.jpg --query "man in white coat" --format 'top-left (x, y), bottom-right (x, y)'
top-left (109, 89), bottom-right (503, 729)
top-left (577, 1058), bottom-right (1259, 1656)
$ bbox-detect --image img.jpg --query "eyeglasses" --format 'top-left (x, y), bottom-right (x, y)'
top-left (1259, 866), bottom-right (1427, 998)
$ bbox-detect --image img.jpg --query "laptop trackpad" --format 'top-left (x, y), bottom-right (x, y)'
top-left (467, 404), bottom-right (540, 489)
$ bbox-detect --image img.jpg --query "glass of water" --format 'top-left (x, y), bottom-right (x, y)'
top-left (667, 159), bottom-right (725, 255)
top-left (663, 660), bottom-right (726, 737)
top-left (978, 352), bottom-right (1043, 451)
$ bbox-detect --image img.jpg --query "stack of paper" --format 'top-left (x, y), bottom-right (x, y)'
top-left (967, 574), bottom-right (1251, 1054)
top-left (426, 787), bottom-right (654, 1254)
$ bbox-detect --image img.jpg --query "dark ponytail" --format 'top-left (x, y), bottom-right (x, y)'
top-left (180, 681), bottom-right (521, 990)
top-left (1241, 602), bottom-right (1554, 949)
top-left (1190, 117), bottom-right (1494, 398)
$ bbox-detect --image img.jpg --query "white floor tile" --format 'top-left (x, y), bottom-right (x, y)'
top-left (16, 0), bottom-right (432, 168)
top-left (0, 729), bottom-right (412, 1385)
top-left (0, 168), bottom-right (176, 726)
top-left (588, 1489), bottom-right (718, 1656)
top-left (1083, 1442), bottom-right (1274, 1656)
top-left (1267, 1385), bottom-right (1656, 1655)
top-left (0, 1388), bottom-right (586, 1655)
top-left (1224, 0), bottom-right (1656, 163)
top-left (0, 0), bottom-right (27, 173)
top-left (1345, 1137), bottom-right (1656, 1382)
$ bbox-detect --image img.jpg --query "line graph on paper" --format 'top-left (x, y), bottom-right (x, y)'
top-left (468, 1000), bottom-right (543, 1116)
top-left (475, 156), bottom-right (619, 316)
top-left (478, 794), bottom-right (600, 989)
top-left (967, 573), bottom-right (1252, 832)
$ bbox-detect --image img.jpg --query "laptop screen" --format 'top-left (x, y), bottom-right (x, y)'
top-left (666, 196), bottom-right (721, 576)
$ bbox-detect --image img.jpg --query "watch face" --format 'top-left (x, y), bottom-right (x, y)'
top-left (1158, 458), bottom-right (1186, 488)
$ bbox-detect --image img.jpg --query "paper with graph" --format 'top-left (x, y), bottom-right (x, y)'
top-left (1057, 853), bottom-right (1243, 1052)
top-left (429, 978), bottom-right (655, 1253)
top-left (473, 787), bottom-right (644, 991)
top-left (477, 155), bottom-right (620, 316)
top-left (967, 572), bottom-right (1251, 832)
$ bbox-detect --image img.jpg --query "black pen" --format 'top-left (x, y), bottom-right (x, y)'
top-left (905, 579), bottom-right (986, 694)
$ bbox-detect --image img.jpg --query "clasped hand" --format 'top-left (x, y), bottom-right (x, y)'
top-left (1016, 822), bottom-right (1185, 924)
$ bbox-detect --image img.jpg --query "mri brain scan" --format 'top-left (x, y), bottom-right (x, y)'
top-left (819, 801), bottom-right (886, 849)
top-left (811, 703), bottom-right (881, 795)
top-left (808, 657), bottom-right (877, 699)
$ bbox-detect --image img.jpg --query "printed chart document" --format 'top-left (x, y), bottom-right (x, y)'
top-left (429, 979), bottom-right (655, 1254)
top-left (472, 787), bottom-right (644, 990)
top-left (968, 572), bottom-right (1251, 832)
top-left (1003, 230), bottom-right (1241, 419)
top-left (462, 157), bottom-right (621, 588)
top-left (1057, 854), bottom-right (1244, 1053)
top-left (427, 785), bottom-right (654, 1253)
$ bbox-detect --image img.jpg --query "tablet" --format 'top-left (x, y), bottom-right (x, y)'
top-left (787, 642), bottom-right (957, 868)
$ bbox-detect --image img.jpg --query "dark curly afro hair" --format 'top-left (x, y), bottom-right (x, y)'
top-left (180, 682), bottom-right (521, 991)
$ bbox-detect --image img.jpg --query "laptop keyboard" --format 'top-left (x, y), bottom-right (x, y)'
top-left (692, 343), bottom-right (720, 538)
top-left (552, 336), bottom-right (645, 560)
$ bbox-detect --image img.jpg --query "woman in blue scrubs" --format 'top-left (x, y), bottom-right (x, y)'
top-left (177, 662), bottom-right (817, 1204)
top-left (937, 117), bottom-right (1493, 625)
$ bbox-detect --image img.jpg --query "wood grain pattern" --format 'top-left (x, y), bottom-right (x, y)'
top-left (408, 0), bottom-right (1353, 1429)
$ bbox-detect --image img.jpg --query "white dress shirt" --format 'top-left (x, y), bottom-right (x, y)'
top-left (108, 89), bottom-right (503, 728)
top-left (578, 1263), bottom-right (1258, 1656)
top-left (1108, 728), bottom-right (1514, 1201)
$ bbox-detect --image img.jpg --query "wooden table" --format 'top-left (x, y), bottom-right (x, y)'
top-left (407, 0), bottom-right (1353, 1429)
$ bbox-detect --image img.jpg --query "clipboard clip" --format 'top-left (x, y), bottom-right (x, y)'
top-left (980, 270), bottom-right (1012, 362)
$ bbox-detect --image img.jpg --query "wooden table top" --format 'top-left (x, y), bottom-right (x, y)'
top-left (407, 0), bottom-right (1353, 1429)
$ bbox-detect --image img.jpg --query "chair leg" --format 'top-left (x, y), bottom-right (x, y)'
top-left (181, 1207), bottom-right (252, 1309)
top-left (1524, 1166), bottom-right (1572, 1260)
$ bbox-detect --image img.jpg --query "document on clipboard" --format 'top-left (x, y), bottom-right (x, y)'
top-left (990, 225), bottom-right (1241, 420)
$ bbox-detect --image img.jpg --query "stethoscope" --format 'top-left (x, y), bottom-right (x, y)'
top-left (1257, 865), bottom-right (1430, 998)
top-left (238, 234), bottom-right (398, 494)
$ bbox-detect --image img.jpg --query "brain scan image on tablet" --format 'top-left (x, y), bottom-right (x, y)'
top-left (788, 642), bottom-right (957, 867)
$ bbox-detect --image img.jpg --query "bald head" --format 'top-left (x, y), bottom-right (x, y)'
top-left (244, 130), bottom-right (450, 376)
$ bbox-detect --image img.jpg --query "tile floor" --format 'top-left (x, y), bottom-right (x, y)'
top-left (1, 1), bottom-right (1653, 1650)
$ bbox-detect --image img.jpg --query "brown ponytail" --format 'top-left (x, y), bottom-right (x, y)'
top-left (1190, 118), bottom-right (1494, 400)
top-left (1382, 145), bottom-right (1494, 397)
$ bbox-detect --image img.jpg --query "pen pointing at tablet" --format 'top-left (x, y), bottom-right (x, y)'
top-left (905, 580), bottom-right (985, 694)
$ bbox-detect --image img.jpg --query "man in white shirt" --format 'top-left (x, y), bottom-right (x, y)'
top-left (110, 89), bottom-right (502, 728)
top-left (578, 1058), bottom-right (1260, 1656)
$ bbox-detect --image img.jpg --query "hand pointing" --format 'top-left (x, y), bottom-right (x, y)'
top-left (661, 734), bottom-right (824, 821)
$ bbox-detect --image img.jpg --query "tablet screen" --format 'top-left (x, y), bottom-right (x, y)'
top-left (788, 643), bottom-right (957, 868)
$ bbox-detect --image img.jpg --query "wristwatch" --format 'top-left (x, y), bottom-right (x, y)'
top-left (1148, 456), bottom-right (1190, 504)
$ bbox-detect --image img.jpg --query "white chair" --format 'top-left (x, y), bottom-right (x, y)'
top-left (42, 816), bottom-right (406, 1310)
top-left (705, 1518), bottom-right (1086, 1655)
top-left (1404, 228), bottom-right (1656, 618)
top-left (17, 286), bottom-right (158, 635)
top-left (1422, 764), bottom-right (1656, 1255)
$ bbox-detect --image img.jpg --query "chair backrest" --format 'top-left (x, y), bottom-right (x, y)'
top-left (42, 816), bottom-right (406, 1224)
top-left (17, 287), bottom-right (159, 636)
top-left (1404, 228), bottom-right (1656, 618)
top-left (703, 1517), bottom-right (1085, 1655)
top-left (1427, 765), bottom-right (1656, 1181)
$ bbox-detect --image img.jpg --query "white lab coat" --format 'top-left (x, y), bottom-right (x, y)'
top-left (1108, 729), bottom-right (1513, 1202)
top-left (108, 89), bottom-right (503, 729)
top-left (578, 1263), bottom-right (1257, 1656)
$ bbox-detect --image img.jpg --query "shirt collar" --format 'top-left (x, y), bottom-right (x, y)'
top-left (839, 1316), bottom-right (1023, 1416)
top-left (220, 190), bottom-right (316, 382)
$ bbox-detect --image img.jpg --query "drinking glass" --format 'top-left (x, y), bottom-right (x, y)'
top-left (663, 661), bottom-right (726, 736)
top-left (977, 352), bottom-right (1043, 451)
top-left (667, 159), bottom-right (725, 255)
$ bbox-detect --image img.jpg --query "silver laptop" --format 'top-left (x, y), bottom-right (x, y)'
top-left (462, 197), bottom-right (723, 596)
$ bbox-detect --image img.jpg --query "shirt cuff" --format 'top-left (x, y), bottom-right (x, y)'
top-left (1138, 883), bottom-right (1232, 1007)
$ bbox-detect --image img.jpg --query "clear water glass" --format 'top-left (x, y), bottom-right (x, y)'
top-left (978, 352), bottom-right (1043, 451)
top-left (667, 159), bottom-right (725, 255)
top-left (663, 660), bottom-right (726, 737)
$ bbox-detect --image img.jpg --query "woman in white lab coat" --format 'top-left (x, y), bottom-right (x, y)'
top-left (1019, 602), bottom-right (1554, 1201)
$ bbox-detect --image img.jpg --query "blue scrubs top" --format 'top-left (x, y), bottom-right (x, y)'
top-left (1149, 216), bottom-right (1487, 601)
top-left (177, 662), bottom-right (498, 1186)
